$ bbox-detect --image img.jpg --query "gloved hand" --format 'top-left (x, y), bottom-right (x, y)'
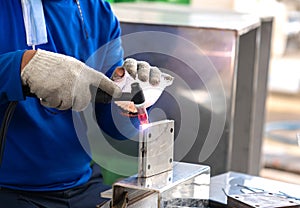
top-left (111, 58), bottom-right (174, 113)
top-left (112, 58), bottom-right (161, 86)
top-left (21, 49), bottom-right (122, 111)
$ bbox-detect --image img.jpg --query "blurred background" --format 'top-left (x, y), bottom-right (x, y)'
top-left (109, 0), bottom-right (300, 184)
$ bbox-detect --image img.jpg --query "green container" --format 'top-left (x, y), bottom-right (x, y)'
top-left (99, 157), bottom-right (138, 185)
top-left (91, 139), bottom-right (138, 185)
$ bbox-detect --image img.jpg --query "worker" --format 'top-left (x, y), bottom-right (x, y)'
top-left (0, 0), bottom-right (162, 207)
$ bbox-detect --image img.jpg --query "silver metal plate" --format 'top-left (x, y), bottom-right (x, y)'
top-left (138, 120), bottom-right (174, 178)
top-left (227, 192), bottom-right (300, 208)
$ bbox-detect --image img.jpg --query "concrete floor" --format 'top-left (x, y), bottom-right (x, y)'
top-left (260, 49), bottom-right (300, 184)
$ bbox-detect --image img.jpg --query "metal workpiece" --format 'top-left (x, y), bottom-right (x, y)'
top-left (209, 171), bottom-right (300, 206)
top-left (112, 162), bottom-right (210, 208)
top-left (227, 192), bottom-right (300, 208)
top-left (106, 120), bottom-right (211, 207)
top-left (138, 120), bottom-right (174, 178)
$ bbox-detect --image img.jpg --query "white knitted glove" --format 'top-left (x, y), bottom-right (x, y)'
top-left (111, 58), bottom-right (174, 113)
top-left (21, 49), bottom-right (122, 111)
top-left (112, 58), bottom-right (161, 86)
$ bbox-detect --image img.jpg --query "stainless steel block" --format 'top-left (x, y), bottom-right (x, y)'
top-left (112, 162), bottom-right (210, 208)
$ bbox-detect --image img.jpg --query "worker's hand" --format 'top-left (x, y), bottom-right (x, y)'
top-left (112, 58), bottom-right (161, 86)
top-left (21, 49), bottom-right (122, 111)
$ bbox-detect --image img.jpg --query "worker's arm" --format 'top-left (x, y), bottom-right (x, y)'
top-left (21, 50), bottom-right (36, 70)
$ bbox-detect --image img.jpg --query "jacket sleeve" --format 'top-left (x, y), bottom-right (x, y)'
top-left (94, 3), bottom-right (141, 141)
top-left (0, 50), bottom-right (26, 105)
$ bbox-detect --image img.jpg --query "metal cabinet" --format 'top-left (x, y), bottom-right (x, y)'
top-left (111, 3), bottom-right (272, 176)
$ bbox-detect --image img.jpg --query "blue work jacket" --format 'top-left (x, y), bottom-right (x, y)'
top-left (0, 0), bottom-right (136, 191)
